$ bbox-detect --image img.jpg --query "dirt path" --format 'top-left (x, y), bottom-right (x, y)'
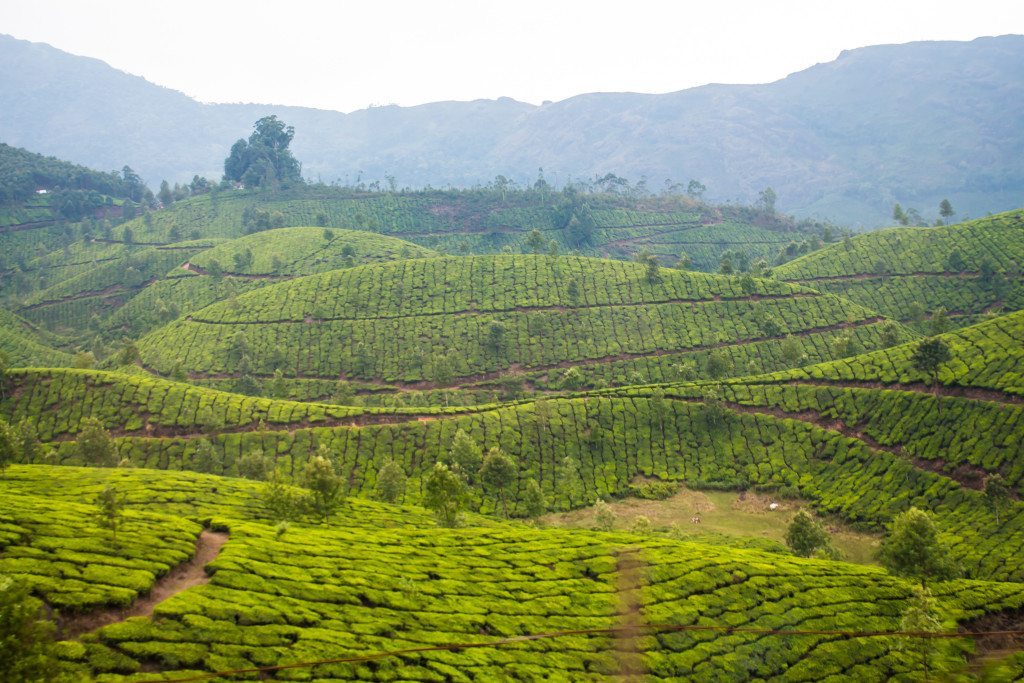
top-left (176, 316), bottom-right (884, 391)
top-left (59, 530), bottom-right (228, 639)
top-left (181, 261), bottom-right (293, 280)
top-left (184, 291), bottom-right (821, 325)
top-left (788, 270), bottom-right (986, 283)
top-left (774, 378), bottom-right (1022, 406)
top-left (614, 548), bottom-right (647, 681)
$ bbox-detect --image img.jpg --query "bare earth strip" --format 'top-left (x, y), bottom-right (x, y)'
top-left (614, 548), bottom-right (647, 681)
top-left (59, 529), bottom-right (228, 639)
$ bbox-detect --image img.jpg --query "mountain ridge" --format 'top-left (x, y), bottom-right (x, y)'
top-left (1, 33), bottom-right (1023, 226)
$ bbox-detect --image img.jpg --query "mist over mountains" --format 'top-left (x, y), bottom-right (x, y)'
top-left (1, 33), bottom-right (1021, 226)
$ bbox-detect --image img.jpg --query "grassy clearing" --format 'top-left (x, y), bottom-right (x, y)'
top-left (543, 486), bottom-right (881, 564)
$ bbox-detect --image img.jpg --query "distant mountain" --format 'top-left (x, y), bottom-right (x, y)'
top-left (1, 34), bottom-right (1022, 226)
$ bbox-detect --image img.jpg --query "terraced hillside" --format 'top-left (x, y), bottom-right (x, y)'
top-left (0, 306), bottom-right (72, 367)
top-left (5, 312), bottom-right (1023, 583)
top-left (3, 465), bottom-right (1023, 681)
top-left (91, 187), bottom-right (824, 269)
top-left (761, 306), bottom-right (1024, 397)
top-left (136, 254), bottom-right (910, 393)
top-left (101, 227), bottom-right (436, 341)
top-left (17, 241), bottom-right (215, 337)
top-left (775, 210), bottom-right (1024, 331)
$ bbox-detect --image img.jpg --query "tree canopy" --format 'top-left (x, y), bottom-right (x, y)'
top-left (224, 116), bottom-right (303, 188)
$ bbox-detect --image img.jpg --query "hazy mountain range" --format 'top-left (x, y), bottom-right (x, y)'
top-left (1, 33), bottom-right (1022, 227)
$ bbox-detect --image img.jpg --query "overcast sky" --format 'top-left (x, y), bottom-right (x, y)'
top-left (2, 0), bottom-right (1023, 113)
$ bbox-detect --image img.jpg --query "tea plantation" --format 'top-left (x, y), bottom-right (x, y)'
top-left (2, 466), bottom-right (1024, 681)
top-left (2, 145), bottom-right (1024, 680)
top-left (0, 306), bottom-right (73, 367)
top-left (134, 254), bottom-right (901, 389)
top-left (775, 210), bottom-right (1024, 331)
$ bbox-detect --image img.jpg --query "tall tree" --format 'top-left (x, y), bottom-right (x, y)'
top-left (375, 458), bottom-right (407, 504)
top-left (757, 187), bottom-right (777, 214)
top-left (521, 478), bottom-right (546, 518)
top-left (303, 452), bottom-right (344, 522)
top-left (448, 429), bottom-right (483, 482)
top-left (95, 484), bottom-right (125, 543)
top-left (892, 203), bottom-right (908, 226)
top-left (424, 462), bottom-right (467, 527)
top-left (479, 447), bottom-right (517, 517)
top-left (785, 510), bottom-right (831, 557)
top-left (878, 507), bottom-right (958, 587)
top-left (938, 199), bottom-right (954, 223)
top-left (77, 418), bottom-right (115, 467)
top-left (984, 474), bottom-right (1012, 525)
top-left (524, 229), bottom-right (545, 254)
top-left (223, 116), bottom-right (303, 188)
top-left (910, 338), bottom-right (951, 395)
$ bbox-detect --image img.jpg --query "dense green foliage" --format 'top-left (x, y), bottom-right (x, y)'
top-left (0, 142), bottom-right (144, 211)
top-left (764, 308), bottom-right (1024, 396)
top-left (2, 466), bottom-right (1023, 681)
top-left (0, 308), bottom-right (72, 367)
top-left (136, 255), bottom-right (890, 387)
top-left (776, 210), bottom-right (1024, 330)
top-left (223, 116), bottom-right (303, 188)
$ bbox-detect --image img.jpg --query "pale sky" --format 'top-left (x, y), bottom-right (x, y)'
top-left (2, 0), bottom-right (1023, 113)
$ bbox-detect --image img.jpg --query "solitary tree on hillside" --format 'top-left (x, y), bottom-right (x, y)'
top-left (424, 462), bottom-right (467, 527)
top-left (521, 478), bottom-right (546, 518)
top-left (686, 179), bottom-right (706, 200)
top-left (892, 203), bottom-right (909, 226)
top-left (910, 337), bottom-right (951, 395)
top-left (929, 307), bottom-right (951, 336)
top-left (375, 458), bottom-right (407, 504)
top-left (984, 474), bottom-right (1012, 525)
top-left (448, 429), bottom-right (483, 483)
top-left (223, 115), bottom-right (303, 189)
top-left (878, 507), bottom-right (958, 587)
top-left (77, 418), bottom-right (115, 467)
top-left (637, 251), bottom-right (661, 283)
top-left (785, 510), bottom-right (831, 557)
top-left (303, 452), bottom-right (345, 522)
top-left (558, 456), bottom-right (587, 509)
top-left (899, 587), bottom-right (954, 679)
top-left (94, 484), bottom-right (125, 543)
top-left (938, 199), bottom-right (954, 224)
top-left (757, 187), bottom-right (777, 214)
top-left (525, 229), bottom-right (545, 254)
top-left (479, 447), bottom-right (517, 517)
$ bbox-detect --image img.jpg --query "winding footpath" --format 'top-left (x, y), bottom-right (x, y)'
top-left (60, 530), bottom-right (228, 639)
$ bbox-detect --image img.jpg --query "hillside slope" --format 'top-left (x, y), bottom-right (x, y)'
top-left (135, 254), bottom-right (908, 390)
top-left (775, 210), bottom-right (1024, 331)
top-left (0, 307), bottom-right (72, 366)
top-left (3, 465), bottom-right (1024, 680)
top-left (2, 34), bottom-right (1023, 225)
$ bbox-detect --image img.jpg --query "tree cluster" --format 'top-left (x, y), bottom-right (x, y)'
top-left (224, 116), bottom-right (303, 189)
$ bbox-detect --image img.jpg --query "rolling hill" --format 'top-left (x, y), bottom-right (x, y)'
top-left (775, 210), bottom-right (1024, 332)
top-left (134, 254), bottom-right (910, 393)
